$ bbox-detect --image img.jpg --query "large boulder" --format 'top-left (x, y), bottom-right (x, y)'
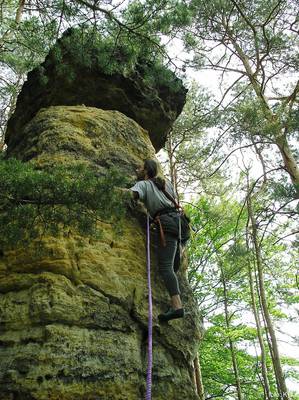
top-left (0, 106), bottom-right (201, 400)
top-left (5, 28), bottom-right (187, 154)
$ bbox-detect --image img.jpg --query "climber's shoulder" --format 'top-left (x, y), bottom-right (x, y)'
top-left (130, 180), bottom-right (149, 201)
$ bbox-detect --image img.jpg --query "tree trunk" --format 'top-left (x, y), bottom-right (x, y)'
top-left (166, 130), bottom-right (179, 198)
top-left (15, 0), bottom-right (26, 24)
top-left (0, 1), bottom-right (25, 51)
top-left (194, 354), bottom-right (205, 400)
top-left (275, 135), bottom-right (299, 197)
top-left (220, 265), bottom-right (243, 400)
top-left (247, 195), bottom-right (290, 400)
top-left (228, 28), bottom-right (299, 196)
top-left (247, 260), bottom-right (273, 400)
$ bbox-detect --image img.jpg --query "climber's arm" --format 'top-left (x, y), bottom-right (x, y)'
top-left (129, 181), bottom-right (145, 201)
top-left (132, 191), bottom-right (139, 200)
top-left (117, 187), bottom-right (139, 199)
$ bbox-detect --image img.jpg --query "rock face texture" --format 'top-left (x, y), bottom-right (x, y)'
top-left (5, 28), bottom-right (187, 154)
top-left (0, 106), bottom-right (201, 399)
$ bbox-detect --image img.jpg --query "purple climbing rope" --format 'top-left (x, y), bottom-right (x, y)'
top-left (145, 213), bottom-right (153, 400)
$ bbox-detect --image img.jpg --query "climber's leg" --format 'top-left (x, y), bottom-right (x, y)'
top-left (171, 294), bottom-right (182, 309)
top-left (157, 233), bottom-right (180, 297)
top-left (173, 242), bottom-right (181, 273)
top-left (157, 233), bottom-right (185, 322)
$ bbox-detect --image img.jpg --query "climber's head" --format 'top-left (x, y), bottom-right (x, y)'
top-left (135, 159), bottom-right (165, 189)
top-left (136, 159), bottom-right (157, 180)
top-left (143, 159), bottom-right (158, 179)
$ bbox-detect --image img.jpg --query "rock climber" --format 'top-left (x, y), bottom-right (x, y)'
top-left (130, 159), bottom-right (190, 322)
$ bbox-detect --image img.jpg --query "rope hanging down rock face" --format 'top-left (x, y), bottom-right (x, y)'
top-left (146, 214), bottom-right (153, 400)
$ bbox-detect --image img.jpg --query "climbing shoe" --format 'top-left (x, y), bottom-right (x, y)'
top-left (158, 308), bottom-right (185, 323)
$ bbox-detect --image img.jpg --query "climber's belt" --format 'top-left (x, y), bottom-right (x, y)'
top-left (153, 208), bottom-right (179, 247)
top-left (153, 207), bottom-right (178, 219)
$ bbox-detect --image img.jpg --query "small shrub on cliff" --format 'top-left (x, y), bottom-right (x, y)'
top-left (44, 25), bottom-right (184, 94)
top-left (0, 158), bottom-right (130, 247)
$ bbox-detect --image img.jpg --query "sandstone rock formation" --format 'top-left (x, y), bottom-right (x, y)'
top-left (5, 28), bottom-right (187, 154)
top-left (0, 30), bottom-right (201, 400)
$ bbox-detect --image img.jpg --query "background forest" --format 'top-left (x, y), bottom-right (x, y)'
top-left (0, 1), bottom-right (298, 399)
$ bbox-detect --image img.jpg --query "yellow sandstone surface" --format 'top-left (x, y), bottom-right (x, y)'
top-left (0, 106), bottom-right (201, 400)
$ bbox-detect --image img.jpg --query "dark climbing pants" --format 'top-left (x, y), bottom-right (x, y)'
top-left (157, 233), bottom-right (181, 296)
top-left (156, 212), bottom-right (182, 297)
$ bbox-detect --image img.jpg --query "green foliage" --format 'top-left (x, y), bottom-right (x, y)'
top-left (269, 180), bottom-right (299, 203)
top-left (162, 0), bottom-right (299, 198)
top-left (125, 0), bottom-right (192, 35)
top-left (230, 96), bottom-right (280, 138)
top-left (199, 322), bottom-right (276, 399)
top-left (168, 81), bottom-right (227, 195)
top-left (226, 87), bottom-right (299, 146)
top-left (37, 25), bottom-right (184, 94)
top-left (187, 191), bottom-right (299, 398)
top-left (1, 16), bottom-right (58, 73)
top-left (0, 158), bottom-right (129, 247)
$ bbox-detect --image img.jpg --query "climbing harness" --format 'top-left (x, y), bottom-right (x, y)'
top-left (150, 179), bottom-right (191, 245)
top-left (153, 215), bottom-right (166, 247)
top-left (146, 213), bottom-right (153, 400)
